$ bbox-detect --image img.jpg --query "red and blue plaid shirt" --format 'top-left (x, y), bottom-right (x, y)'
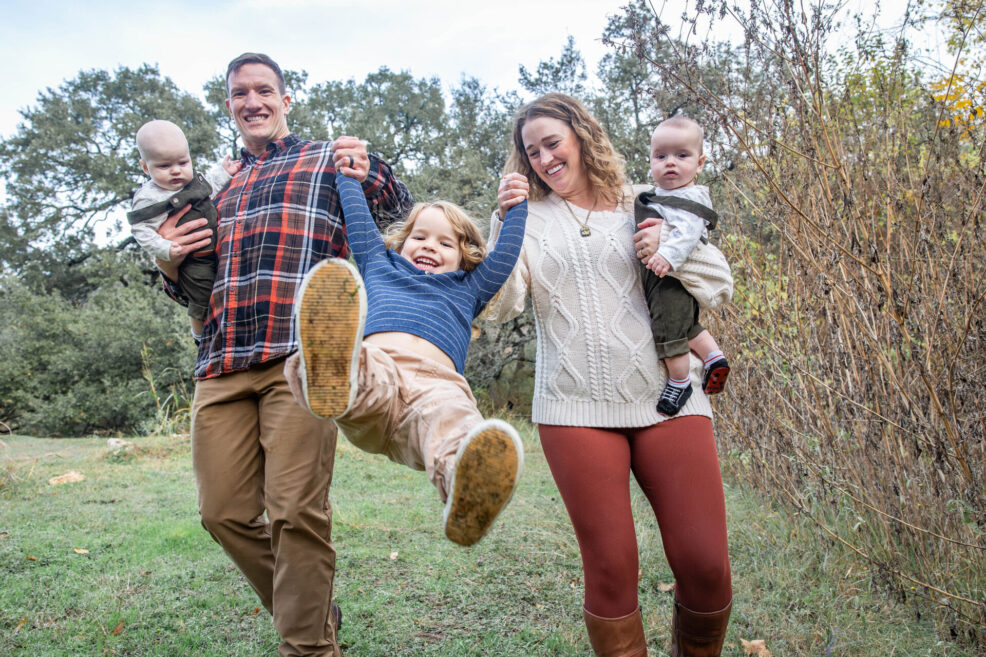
top-left (164, 134), bottom-right (413, 380)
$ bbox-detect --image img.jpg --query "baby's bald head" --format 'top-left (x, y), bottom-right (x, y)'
top-left (136, 120), bottom-right (189, 162)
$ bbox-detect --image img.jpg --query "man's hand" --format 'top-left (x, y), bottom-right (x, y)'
top-left (632, 216), bottom-right (663, 264)
top-left (221, 155), bottom-right (242, 177)
top-left (331, 136), bottom-right (370, 183)
top-left (154, 205), bottom-right (213, 281)
top-left (647, 253), bottom-right (672, 277)
top-left (497, 173), bottom-right (529, 218)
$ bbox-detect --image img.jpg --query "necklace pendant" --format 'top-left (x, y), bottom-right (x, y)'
top-left (580, 225), bottom-right (591, 237)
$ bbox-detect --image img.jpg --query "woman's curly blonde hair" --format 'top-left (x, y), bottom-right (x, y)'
top-left (383, 201), bottom-right (487, 272)
top-left (505, 93), bottom-right (627, 206)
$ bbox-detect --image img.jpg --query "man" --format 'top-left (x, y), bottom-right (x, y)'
top-left (157, 52), bottom-right (413, 657)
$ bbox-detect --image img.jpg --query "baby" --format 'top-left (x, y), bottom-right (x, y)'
top-left (128, 120), bottom-right (239, 337)
top-left (635, 116), bottom-right (731, 416)
top-left (286, 171), bottom-right (528, 547)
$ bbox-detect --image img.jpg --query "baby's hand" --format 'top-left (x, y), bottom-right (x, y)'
top-left (222, 155), bottom-right (241, 176)
top-left (647, 253), bottom-right (672, 277)
top-left (168, 240), bottom-right (185, 262)
top-left (497, 173), bottom-right (529, 217)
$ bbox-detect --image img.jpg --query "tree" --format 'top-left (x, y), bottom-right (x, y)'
top-left (0, 65), bottom-right (218, 294)
top-left (518, 35), bottom-right (589, 97)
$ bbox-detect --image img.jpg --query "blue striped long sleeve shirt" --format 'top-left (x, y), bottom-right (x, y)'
top-left (337, 174), bottom-right (526, 373)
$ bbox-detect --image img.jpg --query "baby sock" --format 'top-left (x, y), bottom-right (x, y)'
top-left (703, 350), bottom-right (725, 369)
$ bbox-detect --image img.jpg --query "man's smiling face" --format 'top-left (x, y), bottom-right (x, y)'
top-left (226, 62), bottom-right (291, 156)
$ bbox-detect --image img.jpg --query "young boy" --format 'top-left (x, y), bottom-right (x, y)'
top-left (127, 119), bottom-right (239, 337)
top-left (635, 116), bottom-right (731, 416)
top-left (286, 171), bottom-right (528, 547)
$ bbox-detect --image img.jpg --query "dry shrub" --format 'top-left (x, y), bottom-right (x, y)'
top-left (609, 0), bottom-right (985, 645)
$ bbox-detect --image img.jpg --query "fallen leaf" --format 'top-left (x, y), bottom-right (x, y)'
top-left (49, 471), bottom-right (85, 486)
top-left (741, 638), bottom-right (772, 656)
top-left (389, 551), bottom-right (399, 561)
top-left (251, 607), bottom-right (261, 616)
top-left (72, 548), bottom-right (89, 555)
top-left (110, 620), bottom-right (124, 635)
top-left (14, 617), bottom-right (27, 632)
top-left (26, 555), bottom-right (38, 561)
top-left (656, 581), bottom-right (675, 593)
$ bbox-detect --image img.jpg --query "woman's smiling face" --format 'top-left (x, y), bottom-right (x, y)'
top-left (399, 207), bottom-right (462, 274)
top-left (521, 116), bottom-right (589, 200)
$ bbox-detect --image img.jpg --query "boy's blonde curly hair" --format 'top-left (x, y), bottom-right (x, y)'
top-left (384, 201), bottom-right (487, 272)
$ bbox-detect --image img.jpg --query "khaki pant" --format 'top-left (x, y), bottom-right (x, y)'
top-left (191, 357), bottom-right (341, 657)
top-left (335, 343), bottom-right (484, 501)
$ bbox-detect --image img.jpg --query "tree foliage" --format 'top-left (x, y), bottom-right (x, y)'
top-left (0, 65), bottom-right (218, 291)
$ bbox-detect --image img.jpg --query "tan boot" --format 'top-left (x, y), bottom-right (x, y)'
top-left (583, 606), bottom-right (648, 657)
top-left (670, 598), bottom-right (731, 657)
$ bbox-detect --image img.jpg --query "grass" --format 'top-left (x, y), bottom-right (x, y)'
top-left (0, 426), bottom-right (972, 656)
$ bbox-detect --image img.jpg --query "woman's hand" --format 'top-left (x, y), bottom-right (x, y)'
top-left (331, 136), bottom-right (371, 182)
top-left (155, 205), bottom-right (213, 281)
top-left (497, 172), bottom-right (529, 218)
top-left (632, 216), bottom-right (663, 264)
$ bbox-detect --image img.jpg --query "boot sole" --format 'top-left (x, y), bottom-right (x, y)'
top-left (443, 419), bottom-right (523, 546)
top-left (295, 258), bottom-right (366, 419)
top-left (702, 362), bottom-right (730, 395)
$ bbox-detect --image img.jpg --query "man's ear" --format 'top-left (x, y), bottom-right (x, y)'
top-left (225, 97), bottom-right (232, 117)
top-left (282, 93), bottom-right (291, 115)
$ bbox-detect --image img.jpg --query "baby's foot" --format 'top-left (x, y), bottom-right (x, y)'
top-left (294, 258), bottom-right (366, 418)
top-left (657, 381), bottom-right (693, 416)
top-left (443, 419), bottom-right (523, 546)
top-left (702, 356), bottom-right (730, 395)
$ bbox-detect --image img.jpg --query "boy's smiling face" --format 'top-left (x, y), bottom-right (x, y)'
top-left (140, 132), bottom-right (194, 192)
top-left (650, 123), bottom-right (706, 191)
top-left (399, 207), bottom-right (462, 274)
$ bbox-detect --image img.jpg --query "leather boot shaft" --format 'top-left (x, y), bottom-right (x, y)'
top-left (583, 606), bottom-right (648, 657)
top-left (670, 598), bottom-right (731, 657)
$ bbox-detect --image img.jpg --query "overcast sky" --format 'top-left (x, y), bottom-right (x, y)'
top-left (0, 0), bottom-right (946, 139)
top-left (0, 0), bottom-right (663, 138)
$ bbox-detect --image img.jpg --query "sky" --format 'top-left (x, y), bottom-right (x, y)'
top-left (0, 0), bottom-right (656, 139)
top-left (0, 0), bottom-right (946, 140)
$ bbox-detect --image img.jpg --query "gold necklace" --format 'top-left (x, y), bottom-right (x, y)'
top-left (563, 197), bottom-right (597, 237)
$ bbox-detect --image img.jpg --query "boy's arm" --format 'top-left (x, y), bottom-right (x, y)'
top-left (470, 201), bottom-right (527, 306)
top-left (336, 173), bottom-right (388, 267)
top-left (360, 154), bottom-right (414, 230)
top-left (478, 209), bottom-right (531, 323)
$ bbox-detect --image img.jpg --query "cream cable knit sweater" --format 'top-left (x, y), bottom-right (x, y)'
top-left (485, 187), bottom-right (714, 427)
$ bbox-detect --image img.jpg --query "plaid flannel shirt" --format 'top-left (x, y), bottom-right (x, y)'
top-left (163, 134), bottom-right (413, 380)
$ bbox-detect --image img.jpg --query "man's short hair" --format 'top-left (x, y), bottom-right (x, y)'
top-left (226, 52), bottom-right (286, 96)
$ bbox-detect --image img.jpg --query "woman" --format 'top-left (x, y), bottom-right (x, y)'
top-left (486, 93), bottom-right (732, 656)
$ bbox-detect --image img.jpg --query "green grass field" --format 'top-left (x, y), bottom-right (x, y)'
top-left (0, 427), bottom-right (969, 656)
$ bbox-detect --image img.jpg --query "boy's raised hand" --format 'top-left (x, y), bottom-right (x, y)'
top-left (497, 172), bottom-right (529, 218)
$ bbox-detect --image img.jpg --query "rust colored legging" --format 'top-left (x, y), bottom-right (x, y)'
top-left (539, 415), bottom-right (731, 617)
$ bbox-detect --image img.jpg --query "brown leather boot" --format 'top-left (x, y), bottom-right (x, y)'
top-left (670, 598), bottom-right (731, 657)
top-left (583, 606), bottom-right (648, 657)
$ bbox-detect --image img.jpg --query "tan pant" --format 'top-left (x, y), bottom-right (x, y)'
top-left (335, 343), bottom-right (484, 501)
top-left (191, 358), bottom-right (341, 657)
